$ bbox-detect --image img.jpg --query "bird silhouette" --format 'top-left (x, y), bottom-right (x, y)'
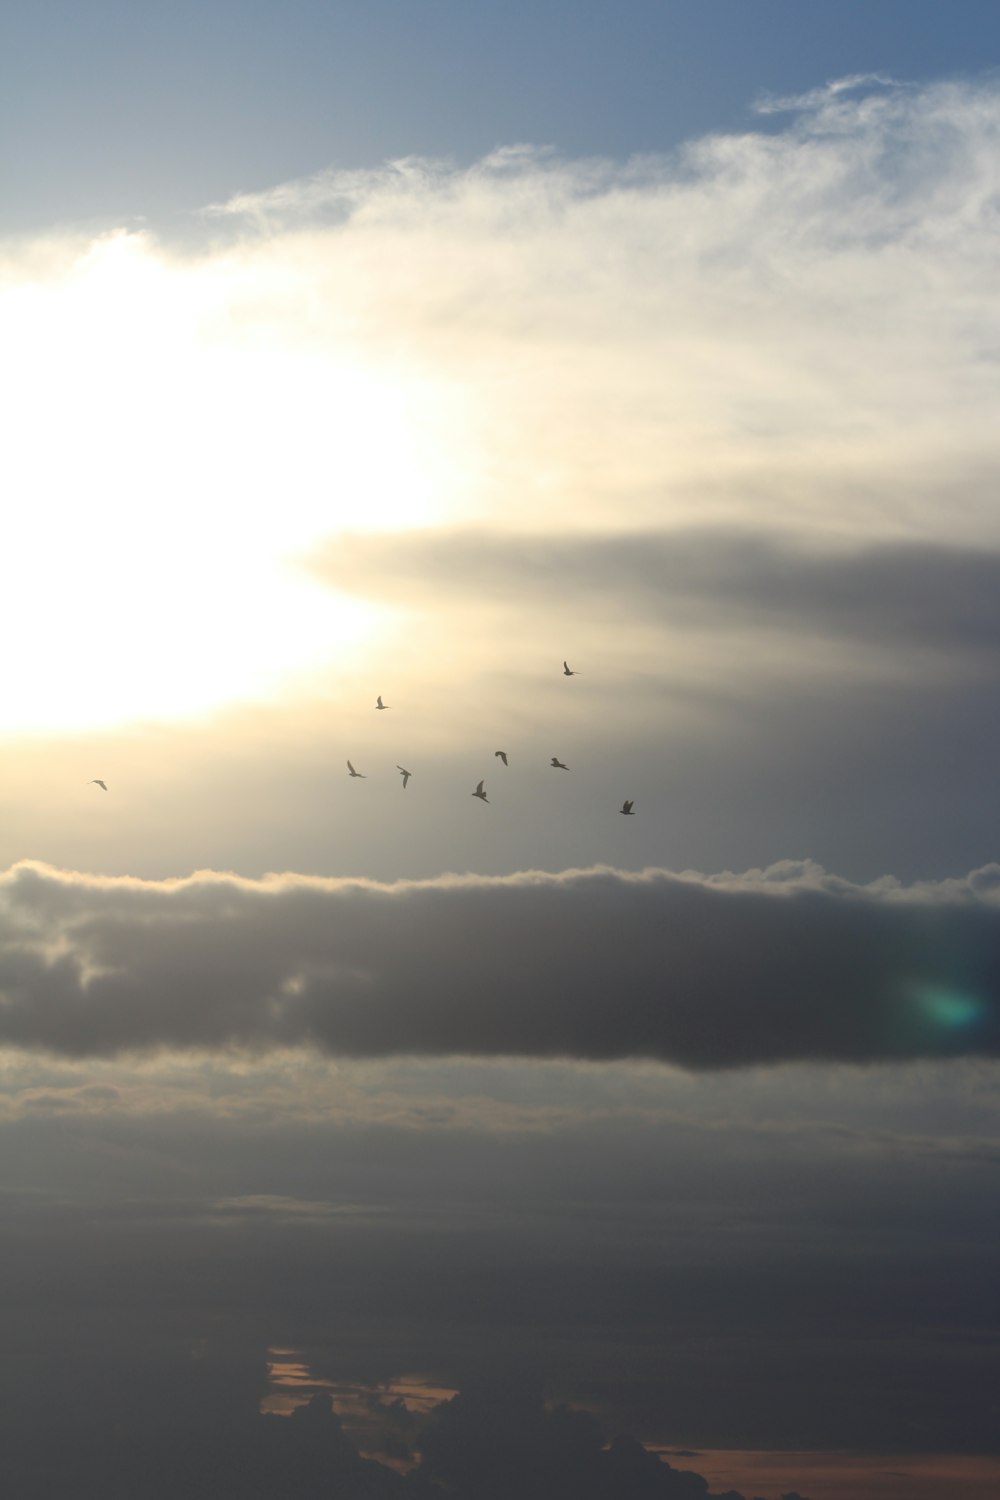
top-left (376, 695), bottom-right (389, 710)
top-left (472, 780), bottom-right (489, 802)
top-left (619, 799), bottom-right (635, 815)
top-left (397, 765), bottom-right (412, 789)
top-left (347, 760), bottom-right (366, 778)
top-left (89, 779), bottom-right (108, 791)
top-left (562, 661), bottom-right (578, 676)
top-left (495, 751), bottom-right (508, 766)
top-left (550, 757), bottom-right (569, 770)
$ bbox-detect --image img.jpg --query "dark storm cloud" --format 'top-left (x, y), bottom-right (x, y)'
top-left (313, 527), bottom-right (1000, 658)
top-left (1, 859), bottom-right (999, 1066)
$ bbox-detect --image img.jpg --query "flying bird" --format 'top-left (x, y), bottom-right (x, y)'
top-left (88, 779), bottom-right (108, 791)
top-left (550, 757), bottom-right (569, 770)
top-left (495, 751), bottom-right (508, 766)
top-left (347, 760), bottom-right (366, 778)
top-left (375, 695), bottom-right (389, 710)
top-left (562, 661), bottom-right (577, 676)
top-left (397, 765), bottom-right (412, 789)
top-left (619, 799), bottom-right (635, 815)
top-left (472, 780), bottom-right (489, 802)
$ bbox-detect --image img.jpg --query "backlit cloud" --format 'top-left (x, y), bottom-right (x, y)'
top-left (4, 76), bottom-right (1000, 736)
top-left (312, 526), bottom-right (1000, 663)
top-left (2, 859), bottom-right (998, 1066)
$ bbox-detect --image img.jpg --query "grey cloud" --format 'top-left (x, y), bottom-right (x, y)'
top-left (408, 1382), bottom-right (769, 1499)
top-left (1, 860), bottom-right (998, 1066)
top-left (3, 1150), bottom-right (996, 1458)
top-left (312, 527), bottom-right (1000, 659)
top-left (2, 1055), bottom-right (998, 1457)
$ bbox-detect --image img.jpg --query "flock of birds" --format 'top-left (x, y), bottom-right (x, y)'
top-left (87, 663), bottom-right (637, 816)
top-left (349, 663), bottom-right (635, 815)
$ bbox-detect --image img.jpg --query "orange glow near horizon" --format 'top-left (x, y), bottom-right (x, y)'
top-left (652, 1447), bottom-right (1000, 1500)
top-left (259, 1354), bottom-right (1000, 1499)
top-left (260, 1350), bottom-right (457, 1470)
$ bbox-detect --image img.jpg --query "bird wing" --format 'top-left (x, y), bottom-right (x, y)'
top-left (475, 780), bottom-right (484, 794)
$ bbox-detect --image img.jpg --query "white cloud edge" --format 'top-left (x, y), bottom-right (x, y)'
top-left (3, 854), bottom-right (999, 905)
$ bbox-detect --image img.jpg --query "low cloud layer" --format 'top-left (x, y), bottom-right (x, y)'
top-left (2, 860), bottom-right (998, 1066)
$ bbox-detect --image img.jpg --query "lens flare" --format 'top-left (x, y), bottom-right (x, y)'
top-left (910, 983), bottom-right (985, 1029)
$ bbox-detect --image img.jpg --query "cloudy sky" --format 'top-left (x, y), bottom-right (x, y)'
top-left (3, 5), bottom-right (1000, 1498)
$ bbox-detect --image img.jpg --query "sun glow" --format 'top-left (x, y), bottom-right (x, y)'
top-left (0, 231), bottom-right (470, 733)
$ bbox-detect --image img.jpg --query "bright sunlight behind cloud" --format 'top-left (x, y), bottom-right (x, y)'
top-left (0, 231), bottom-right (466, 732)
top-left (3, 75), bottom-right (1000, 735)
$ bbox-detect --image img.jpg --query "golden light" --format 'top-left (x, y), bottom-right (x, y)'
top-left (0, 230), bottom-right (473, 734)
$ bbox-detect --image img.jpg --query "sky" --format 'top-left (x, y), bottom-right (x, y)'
top-left (3, 5), bottom-right (1000, 1499)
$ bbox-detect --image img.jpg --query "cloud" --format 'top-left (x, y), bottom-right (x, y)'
top-left (196, 73), bottom-right (1000, 555)
top-left (1, 859), bottom-right (998, 1067)
top-left (410, 1381), bottom-right (771, 1499)
top-left (0, 1337), bottom-right (805, 1500)
top-left (6, 76), bottom-right (1000, 742)
top-left (311, 526), bottom-right (1000, 662)
top-left (753, 73), bottom-right (901, 117)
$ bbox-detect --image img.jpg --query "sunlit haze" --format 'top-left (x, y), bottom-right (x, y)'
top-left (3, 7), bottom-right (1000, 1498)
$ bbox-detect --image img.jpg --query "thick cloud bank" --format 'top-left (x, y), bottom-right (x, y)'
top-left (1, 860), bottom-right (998, 1066)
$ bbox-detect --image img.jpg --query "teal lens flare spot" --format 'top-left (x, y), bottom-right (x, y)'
top-left (910, 984), bottom-right (985, 1029)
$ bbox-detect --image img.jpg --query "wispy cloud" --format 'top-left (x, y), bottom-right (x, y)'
top-left (753, 72), bottom-right (901, 116)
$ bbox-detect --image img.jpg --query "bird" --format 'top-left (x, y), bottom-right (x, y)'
top-left (550, 757), bottom-right (569, 770)
top-left (397, 765), bottom-right (412, 789)
top-left (495, 751), bottom-right (508, 766)
top-left (619, 799), bottom-right (635, 815)
top-left (472, 780), bottom-right (489, 802)
top-left (562, 661), bottom-right (578, 676)
top-left (375, 695), bottom-right (389, 710)
top-left (347, 760), bottom-right (366, 778)
top-left (88, 779), bottom-right (108, 791)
